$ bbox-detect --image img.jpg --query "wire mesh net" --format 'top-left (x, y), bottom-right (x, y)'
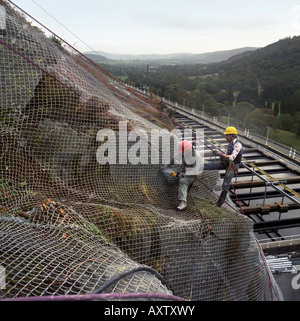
top-left (0, 2), bottom-right (282, 301)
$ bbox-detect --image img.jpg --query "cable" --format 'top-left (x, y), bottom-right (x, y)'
top-left (3, 2), bottom-right (280, 301)
top-left (91, 266), bottom-right (172, 294)
top-left (7, 0), bottom-right (216, 153)
top-left (0, 37), bottom-right (178, 168)
top-left (231, 183), bottom-right (245, 215)
top-left (188, 193), bottom-right (205, 300)
top-left (0, 8), bottom-right (223, 219)
top-left (32, 0), bottom-right (98, 56)
top-left (0, 25), bottom-right (209, 228)
top-left (7, 1), bottom-right (234, 216)
top-left (1, 292), bottom-right (187, 301)
top-left (230, 179), bottom-right (279, 301)
top-left (32, 0), bottom-right (147, 91)
top-left (0, 31), bottom-right (240, 299)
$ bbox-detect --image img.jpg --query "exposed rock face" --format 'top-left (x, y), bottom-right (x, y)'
top-left (0, 3), bottom-right (282, 301)
top-left (0, 5), bottom-right (52, 116)
top-left (29, 119), bottom-right (95, 185)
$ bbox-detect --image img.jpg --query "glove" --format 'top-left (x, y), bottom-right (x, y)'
top-left (171, 172), bottom-right (184, 178)
top-left (213, 149), bottom-right (222, 157)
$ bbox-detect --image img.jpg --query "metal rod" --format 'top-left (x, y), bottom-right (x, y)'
top-left (263, 182), bottom-right (268, 207)
top-left (241, 162), bottom-right (300, 206)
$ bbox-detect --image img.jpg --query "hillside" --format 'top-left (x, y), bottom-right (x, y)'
top-left (112, 36), bottom-right (300, 138)
top-left (0, 1), bottom-right (282, 301)
top-left (85, 47), bottom-right (259, 65)
top-left (213, 36), bottom-right (300, 105)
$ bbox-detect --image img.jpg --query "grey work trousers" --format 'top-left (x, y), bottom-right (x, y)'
top-left (204, 161), bottom-right (239, 192)
top-left (167, 175), bottom-right (195, 202)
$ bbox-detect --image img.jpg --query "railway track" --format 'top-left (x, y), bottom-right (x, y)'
top-left (169, 106), bottom-right (300, 241)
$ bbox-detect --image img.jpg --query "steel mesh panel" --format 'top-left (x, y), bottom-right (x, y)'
top-left (0, 2), bottom-right (282, 301)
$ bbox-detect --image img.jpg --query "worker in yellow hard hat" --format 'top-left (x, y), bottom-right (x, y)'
top-left (224, 126), bottom-right (238, 135)
top-left (204, 126), bottom-right (243, 207)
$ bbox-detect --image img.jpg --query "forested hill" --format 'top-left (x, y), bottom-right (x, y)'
top-left (99, 36), bottom-right (300, 140)
top-left (113, 36), bottom-right (300, 117)
top-left (211, 36), bottom-right (300, 112)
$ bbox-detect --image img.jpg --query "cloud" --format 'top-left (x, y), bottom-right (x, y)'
top-left (128, 10), bottom-right (283, 34)
top-left (292, 5), bottom-right (300, 29)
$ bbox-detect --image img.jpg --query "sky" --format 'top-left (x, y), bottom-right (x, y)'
top-left (8, 0), bottom-right (300, 55)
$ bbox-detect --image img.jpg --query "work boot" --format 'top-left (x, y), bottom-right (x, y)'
top-left (177, 201), bottom-right (187, 211)
top-left (216, 190), bottom-right (228, 207)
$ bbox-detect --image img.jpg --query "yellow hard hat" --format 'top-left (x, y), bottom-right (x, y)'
top-left (224, 126), bottom-right (238, 135)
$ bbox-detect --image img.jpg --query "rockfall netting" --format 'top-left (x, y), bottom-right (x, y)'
top-left (0, 2), bottom-right (282, 301)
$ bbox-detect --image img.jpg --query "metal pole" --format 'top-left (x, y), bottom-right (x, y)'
top-left (242, 162), bottom-right (300, 206)
top-left (266, 127), bottom-right (270, 146)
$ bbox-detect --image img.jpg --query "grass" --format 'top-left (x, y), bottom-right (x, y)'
top-left (269, 128), bottom-right (300, 152)
top-left (116, 76), bottom-right (129, 82)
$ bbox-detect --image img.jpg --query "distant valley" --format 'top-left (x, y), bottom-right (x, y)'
top-left (84, 47), bottom-right (259, 65)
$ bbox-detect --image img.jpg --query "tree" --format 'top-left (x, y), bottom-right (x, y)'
top-left (273, 114), bottom-right (294, 131)
top-left (292, 112), bottom-right (300, 137)
top-left (292, 90), bottom-right (300, 115)
top-left (247, 108), bottom-right (274, 135)
top-left (230, 102), bottom-right (255, 127)
top-left (191, 89), bottom-right (201, 109)
top-left (203, 97), bottom-right (221, 117)
top-left (49, 35), bottom-right (62, 46)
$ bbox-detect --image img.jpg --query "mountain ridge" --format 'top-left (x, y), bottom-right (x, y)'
top-left (84, 47), bottom-right (259, 64)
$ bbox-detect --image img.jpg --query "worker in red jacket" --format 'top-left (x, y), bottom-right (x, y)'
top-left (165, 140), bottom-right (202, 211)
